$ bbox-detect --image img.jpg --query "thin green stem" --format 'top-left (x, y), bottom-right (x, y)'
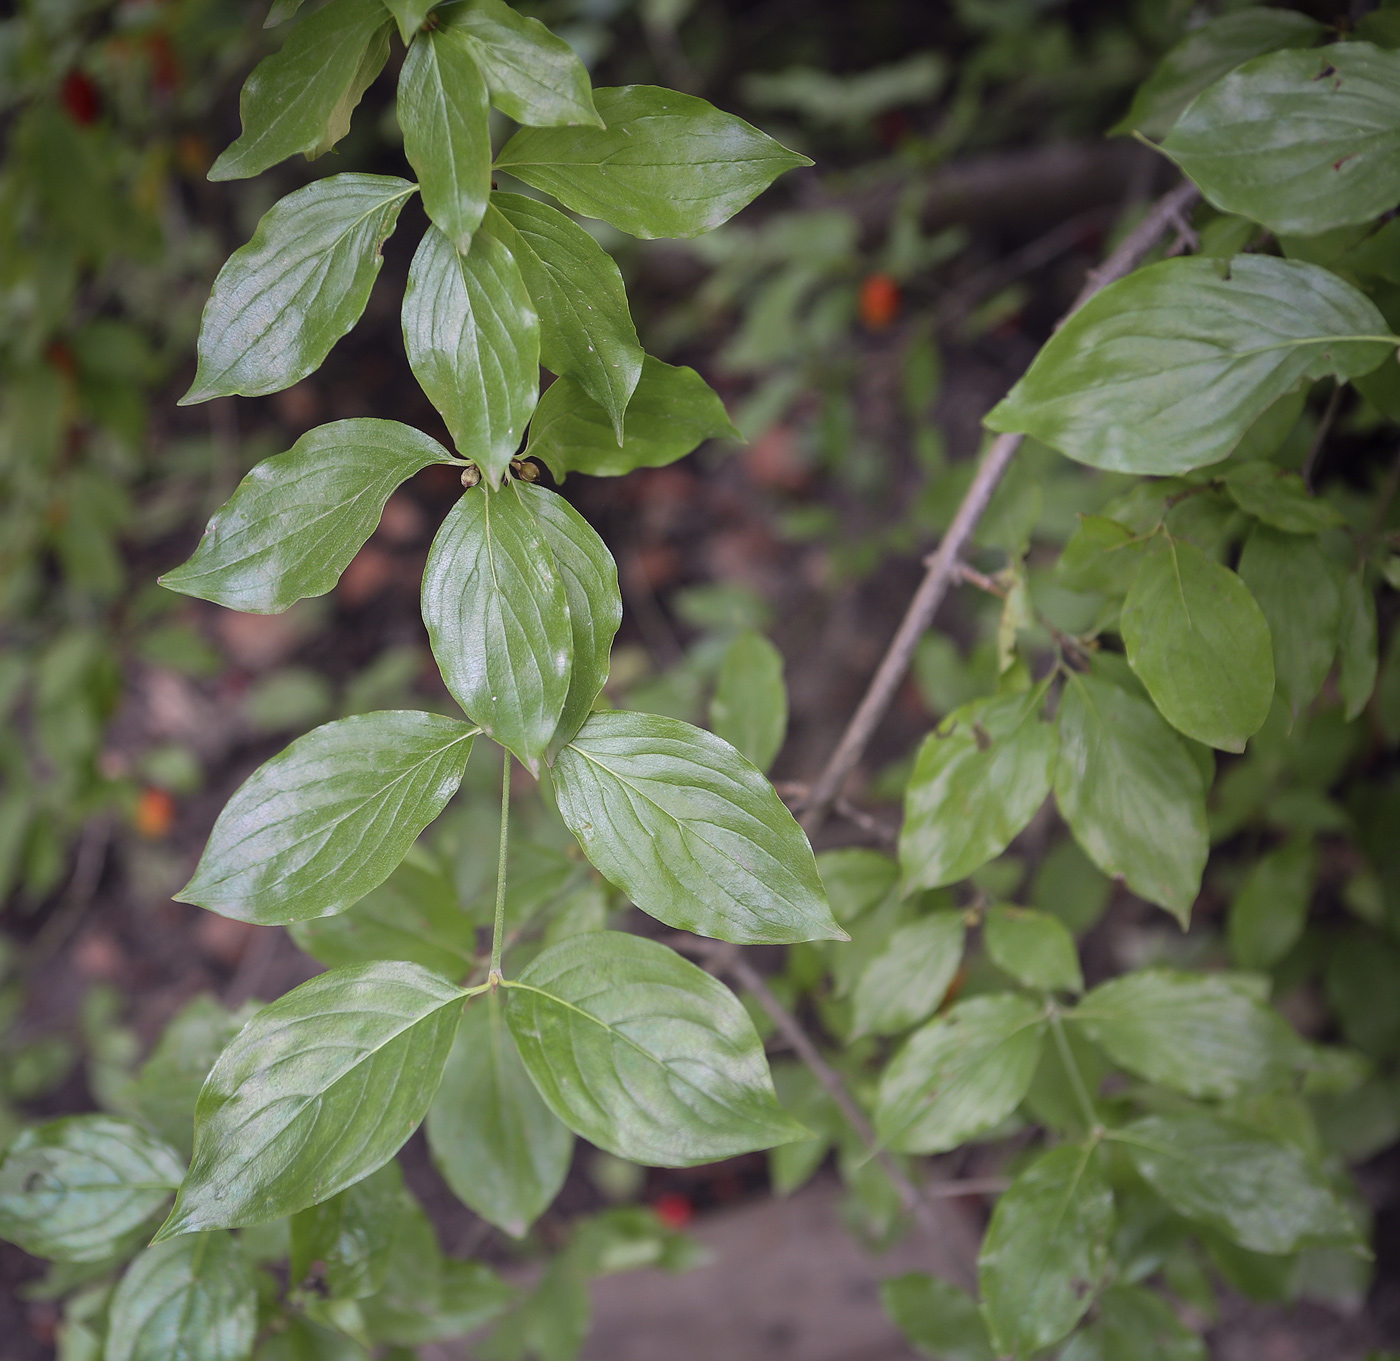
top-left (490, 748), bottom-right (511, 984)
top-left (1049, 1008), bottom-right (1099, 1133)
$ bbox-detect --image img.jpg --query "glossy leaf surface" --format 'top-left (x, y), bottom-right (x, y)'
top-left (427, 992), bottom-right (573, 1237)
top-left (1163, 43), bottom-right (1400, 235)
top-left (1053, 666), bottom-right (1208, 925)
top-left (421, 485), bottom-right (571, 772)
top-left (158, 963), bottom-right (464, 1235)
top-left (383, 0), bottom-right (436, 42)
top-left (504, 932), bottom-right (807, 1165)
top-left (709, 629), bottom-right (787, 773)
top-left (495, 85), bottom-right (810, 239)
top-left (106, 1232), bottom-right (256, 1361)
top-left (161, 420), bottom-right (454, 614)
top-left (900, 685), bottom-right (1056, 892)
top-left (182, 176), bottom-right (415, 403)
top-left (1120, 535), bottom-right (1274, 751)
top-left (851, 910), bottom-right (965, 1039)
top-left (551, 710), bottom-right (842, 944)
top-left (1119, 1113), bottom-right (1358, 1254)
top-left (210, 0), bottom-right (391, 181)
top-left (1072, 969), bottom-right (1298, 1099)
top-left (487, 193), bottom-right (642, 438)
top-left (179, 712), bottom-right (475, 925)
top-left (0, 1116), bottom-right (183, 1262)
top-left (984, 906), bottom-right (1082, 994)
top-left (399, 26), bottom-right (492, 253)
top-left (402, 226), bottom-right (540, 484)
top-left (978, 1143), bottom-right (1114, 1358)
top-left (874, 993), bottom-right (1046, 1154)
top-left (986, 256), bottom-right (1394, 475)
top-left (527, 355), bottom-right (739, 480)
top-left (289, 1159), bottom-right (401, 1299)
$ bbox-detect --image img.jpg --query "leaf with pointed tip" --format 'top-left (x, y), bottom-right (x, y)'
top-left (161, 421), bottom-right (453, 614)
top-left (1162, 43), bottom-right (1400, 236)
top-left (518, 484), bottom-right (620, 759)
top-left (527, 355), bottom-right (739, 480)
top-left (427, 993), bottom-right (573, 1238)
top-left (551, 710), bottom-right (842, 944)
top-left (178, 712), bottom-right (475, 925)
top-left (495, 85), bottom-right (810, 239)
top-left (265, 0), bottom-right (304, 25)
top-left (486, 193), bottom-right (642, 439)
top-left (985, 256), bottom-right (1395, 476)
top-left (1053, 665), bottom-right (1208, 925)
top-left (106, 1232), bottom-right (256, 1361)
top-left (1121, 535), bottom-right (1274, 752)
top-left (182, 176), bottom-right (415, 404)
top-left (383, 0), bottom-right (437, 43)
top-left (211, 0), bottom-right (391, 181)
top-left (978, 1143), bottom-right (1114, 1358)
top-left (442, 0), bottom-right (602, 128)
top-left (985, 906), bottom-right (1083, 994)
top-left (0, 1116), bottom-right (183, 1262)
top-left (1229, 838), bottom-right (1315, 970)
top-left (850, 911), bottom-right (965, 1038)
top-left (504, 932), bottom-right (807, 1166)
top-left (874, 994), bottom-right (1046, 1154)
top-left (1071, 969), bottom-right (1301, 1099)
top-left (709, 630), bottom-right (787, 773)
top-left (403, 226), bottom-right (540, 484)
top-left (399, 28), bottom-right (492, 253)
top-left (1117, 1113), bottom-right (1359, 1255)
top-left (1223, 463), bottom-right (1344, 535)
top-left (900, 684), bottom-right (1056, 893)
top-left (421, 485), bottom-right (571, 772)
top-left (157, 963), bottom-right (464, 1236)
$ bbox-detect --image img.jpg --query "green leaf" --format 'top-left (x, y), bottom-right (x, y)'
top-left (1117, 1113), bottom-right (1359, 1255)
top-left (1053, 665), bottom-right (1208, 925)
top-left (551, 710), bottom-right (842, 944)
top-left (1120, 535), bottom-right (1273, 752)
top-left (978, 1142), bottom-right (1114, 1358)
top-left (420, 485), bottom-right (571, 772)
top-left (1056, 515), bottom-right (1147, 596)
top-left (106, 1233), bottom-right (256, 1361)
top-left (178, 712), bottom-right (475, 925)
top-left (158, 963), bottom-right (464, 1237)
top-left (402, 225), bottom-right (540, 485)
top-left (1229, 838), bottom-right (1316, 970)
top-left (709, 630), bottom-right (787, 773)
top-left (383, 0), bottom-right (436, 43)
top-left (984, 905), bottom-right (1082, 993)
top-left (874, 993), bottom-right (1046, 1154)
top-left (527, 355), bottom-right (739, 481)
top-left (817, 848), bottom-right (898, 926)
top-left (851, 910), bottom-right (965, 1038)
top-left (495, 85), bottom-right (810, 239)
top-left (1223, 463), bottom-right (1344, 535)
top-left (1069, 1284), bottom-right (1207, 1361)
top-left (0, 1116), bottom-right (183, 1262)
top-left (441, 0), bottom-right (602, 128)
top-left (160, 421), bottom-right (454, 614)
top-left (289, 856), bottom-right (478, 976)
top-left (1112, 9), bottom-right (1323, 138)
top-left (880, 1273), bottom-right (993, 1361)
top-left (900, 684), bottom-right (1056, 893)
top-left (426, 992), bottom-right (573, 1238)
top-left (504, 932), bottom-right (807, 1166)
top-left (181, 177), bottom-right (415, 404)
top-left (210, 0), bottom-right (391, 181)
top-left (257, 1317), bottom-right (368, 1361)
top-left (1162, 42), bottom-right (1400, 236)
top-left (519, 484), bottom-right (621, 759)
top-left (1238, 527), bottom-right (1342, 718)
top-left (399, 28), bottom-right (491, 254)
top-left (1338, 567), bottom-right (1379, 720)
top-left (1071, 969), bottom-right (1299, 1099)
top-left (289, 1160), bottom-right (402, 1299)
top-left (985, 256), bottom-right (1395, 476)
top-left (485, 201), bottom-right (640, 447)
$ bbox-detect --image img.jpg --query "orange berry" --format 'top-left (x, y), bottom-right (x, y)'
top-left (652, 1192), bottom-right (693, 1229)
top-left (135, 787), bottom-right (175, 839)
top-left (859, 273), bottom-right (900, 330)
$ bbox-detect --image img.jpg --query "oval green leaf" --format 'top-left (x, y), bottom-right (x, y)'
top-left (850, 910), bottom-right (966, 1039)
top-left (709, 629), bottom-right (788, 774)
top-left (178, 712), bottom-right (476, 925)
top-left (1339, 566), bottom-right (1379, 720)
top-left (985, 256), bottom-right (1395, 476)
top-left (984, 905), bottom-right (1083, 994)
top-left (1223, 462), bottom-right (1344, 535)
top-left (503, 931), bottom-right (808, 1166)
top-left (157, 962), bottom-right (465, 1236)
top-left (421, 484), bottom-right (571, 772)
top-left (289, 1160), bottom-right (402, 1300)
top-left (551, 710), bottom-right (843, 944)
top-left (880, 1273), bottom-right (993, 1361)
top-left (495, 85), bottom-right (810, 240)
